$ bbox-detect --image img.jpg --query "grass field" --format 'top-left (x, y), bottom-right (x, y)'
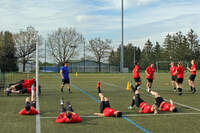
top-left (0, 72), bottom-right (200, 133)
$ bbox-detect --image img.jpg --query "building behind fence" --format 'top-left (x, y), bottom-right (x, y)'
top-left (41, 60), bottom-right (120, 73)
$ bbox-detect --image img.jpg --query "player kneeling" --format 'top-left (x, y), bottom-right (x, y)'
top-left (94, 82), bottom-right (122, 117)
top-left (149, 90), bottom-right (178, 112)
top-left (56, 98), bottom-right (82, 123)
top-left (19, 89), bottom-right (39, 115)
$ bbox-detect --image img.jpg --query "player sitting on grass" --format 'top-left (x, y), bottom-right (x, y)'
top-left (148, 89), bottom-right (178, 112)
top-left (128, 86), bottom-right (158, 114)
top-left (19, 87), bottom-right (39, 115)
top-left (56, 98), bottom-right (82, 123)
top-left (93, 81), bottom-right (122, 117)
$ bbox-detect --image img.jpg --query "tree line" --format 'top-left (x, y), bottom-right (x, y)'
top-left (109, 29), bottom-right (200, 71)
top-left (0, 26), bottom-right (199, 72)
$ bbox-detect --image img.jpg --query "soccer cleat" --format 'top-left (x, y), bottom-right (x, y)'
top-left (128, 106), bottom-right (133, 110)
top-left (192, 88), bottom-right (196, 94)
top-left (173, 88), bottom-right (177, 92)
top-left (178, 88), bottom-right (182, 95)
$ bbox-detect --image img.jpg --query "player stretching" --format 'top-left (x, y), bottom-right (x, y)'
top-left (94, 82), bottom-right (122, 117)
top-left (133, 62), bottom-right (142, 90)
top-left (60, 61), bottom-right (71, 93)
top-left (145, 64), bottom-right (155, 92)
top-left (175, 62), bottom-right (185, 95)
top-left (169, 62), bottom-right (177, 92)
top-left (128, 86), bottom-right (158, 114)
top-left (187, 60), bottom-right (197, 94)
top-left (19, 86), bottom-right (39, 115)
top-left (56, 98), bottom-right (82, 123)
top-left (149, 90), bottom-right (178, 112)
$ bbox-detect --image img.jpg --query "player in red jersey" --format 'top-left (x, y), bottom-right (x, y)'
top-left (128, 87), bottom-right (158, 114)
top-left (56, 98), bottom-right (82, 123)
top-left (187, 60), bottom-right (197, 94)
top-left (149, 90), bottom-right (177, 112)
top-left (145, 64), bottom-right (155, 92)
top-left (175, 61), bottom-right (185, 95)
top-left (133, 62), bottom-right (142, 90)
top-left (94, 82), bottom-right (122, 117)
top-left (19, 87), bottom-right (39, 115)
top-left (169, 62), bottom-right (177, 92)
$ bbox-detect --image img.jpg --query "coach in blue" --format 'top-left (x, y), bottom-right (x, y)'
top-left (60, 61), bottom-right (71, 93)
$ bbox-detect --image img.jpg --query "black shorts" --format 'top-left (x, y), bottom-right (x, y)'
top-left (134, 77), bottom-right (141, 82)
top-left (155, 97), bottom-right (164, 107)
top-left (147, 78), bottom-right (153, 83)
top-left (135, 94), bottom-right (144, 108)
top-left (100, 101), bottom-right (111, 113)
top-left (15, 84), bottom-right (23, 91)
top-left (176, 78), bottom-right (183, 84)
top-left (62, 78), bottom-right (70, 84)
top-left (171, 76), bottom-right (177, 81)
top-left (189, 75), bottom-right (196, 81)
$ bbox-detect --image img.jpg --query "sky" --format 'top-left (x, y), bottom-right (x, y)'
top-left (0, 0), bottom-right (200, 50)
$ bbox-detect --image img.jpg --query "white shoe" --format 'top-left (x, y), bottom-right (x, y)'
top-left (128, 106), bottom-right (133, 110)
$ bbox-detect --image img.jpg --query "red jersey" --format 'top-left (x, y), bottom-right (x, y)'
top-left (19, 106), bottom-right (39, 115)
top-left (176, 66), bottom-right (184, 78)
top-left (170, 66), bottom-right (177, 76)
top-left (133, 65), bottom-right (140, 78)
top-left (56, 113), bottom-right (82, 123)
top-left (160, 102), bottom-right (171, 112)
top-left (146, 66), bottom-right (155, 79)
top-left (103, 107), bottom-right (116, 117)
top-left (191, 64), bottom-right (197, 75)
top-left (139, 102), bottom-right (152, 113)
top-left (97, 82), bottom-right (100, 88)
top-left (27, 87), bottom-right (36, 94)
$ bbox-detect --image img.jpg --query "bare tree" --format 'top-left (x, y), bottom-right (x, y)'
top-left (47, 27), bottom-right (84, 65)
top-left (88, 38), bottom-right (112, 72)
top-left (13, 26), bottom-right (42, 72)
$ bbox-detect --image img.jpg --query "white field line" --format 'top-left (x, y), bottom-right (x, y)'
top-left (40, 112), bottom-right (200, 119)
top-left (102, 81), bottom-right (200, 112)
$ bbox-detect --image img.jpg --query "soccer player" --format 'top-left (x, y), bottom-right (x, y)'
top-left (175, 61), bottom-right (185, 95)
top-left (56, 98), bottom-right (82, 123)
top-left (60, 61), bottom-right (71, 93)
top-left (149, 90), bottom-right (178, 112)
top-left (19, 87), bottom-right (39, 115)
top-left (93, 82), bottom-right (122, 117)
top-left (169, 62), bottom-right (177, 92)
top-left (187, 60), bottom-right (197, 94)
top-left (145, 64), bottom-right (155, 92)
top-left (133, 62), bottom-right (142, 90)
top-left (4, 78), bottom-right (36, 96)
top-left (128, 87), bottom-right (158, 114)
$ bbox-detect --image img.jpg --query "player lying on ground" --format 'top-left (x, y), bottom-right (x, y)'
top-left (187, 59), bottom-right (197, 94)
top-left (56, 98), bottom-right (82, 123)
top-left (19, 87), bottom-right (40, 115)
top-left (128, 86), bottom-right (158, 114)
top-left (4, 79), bottom-right (41, 96)
top-left (148, 89), bottom-right (178, 112)
top-left (93, 82), bottom-right (122, 117)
